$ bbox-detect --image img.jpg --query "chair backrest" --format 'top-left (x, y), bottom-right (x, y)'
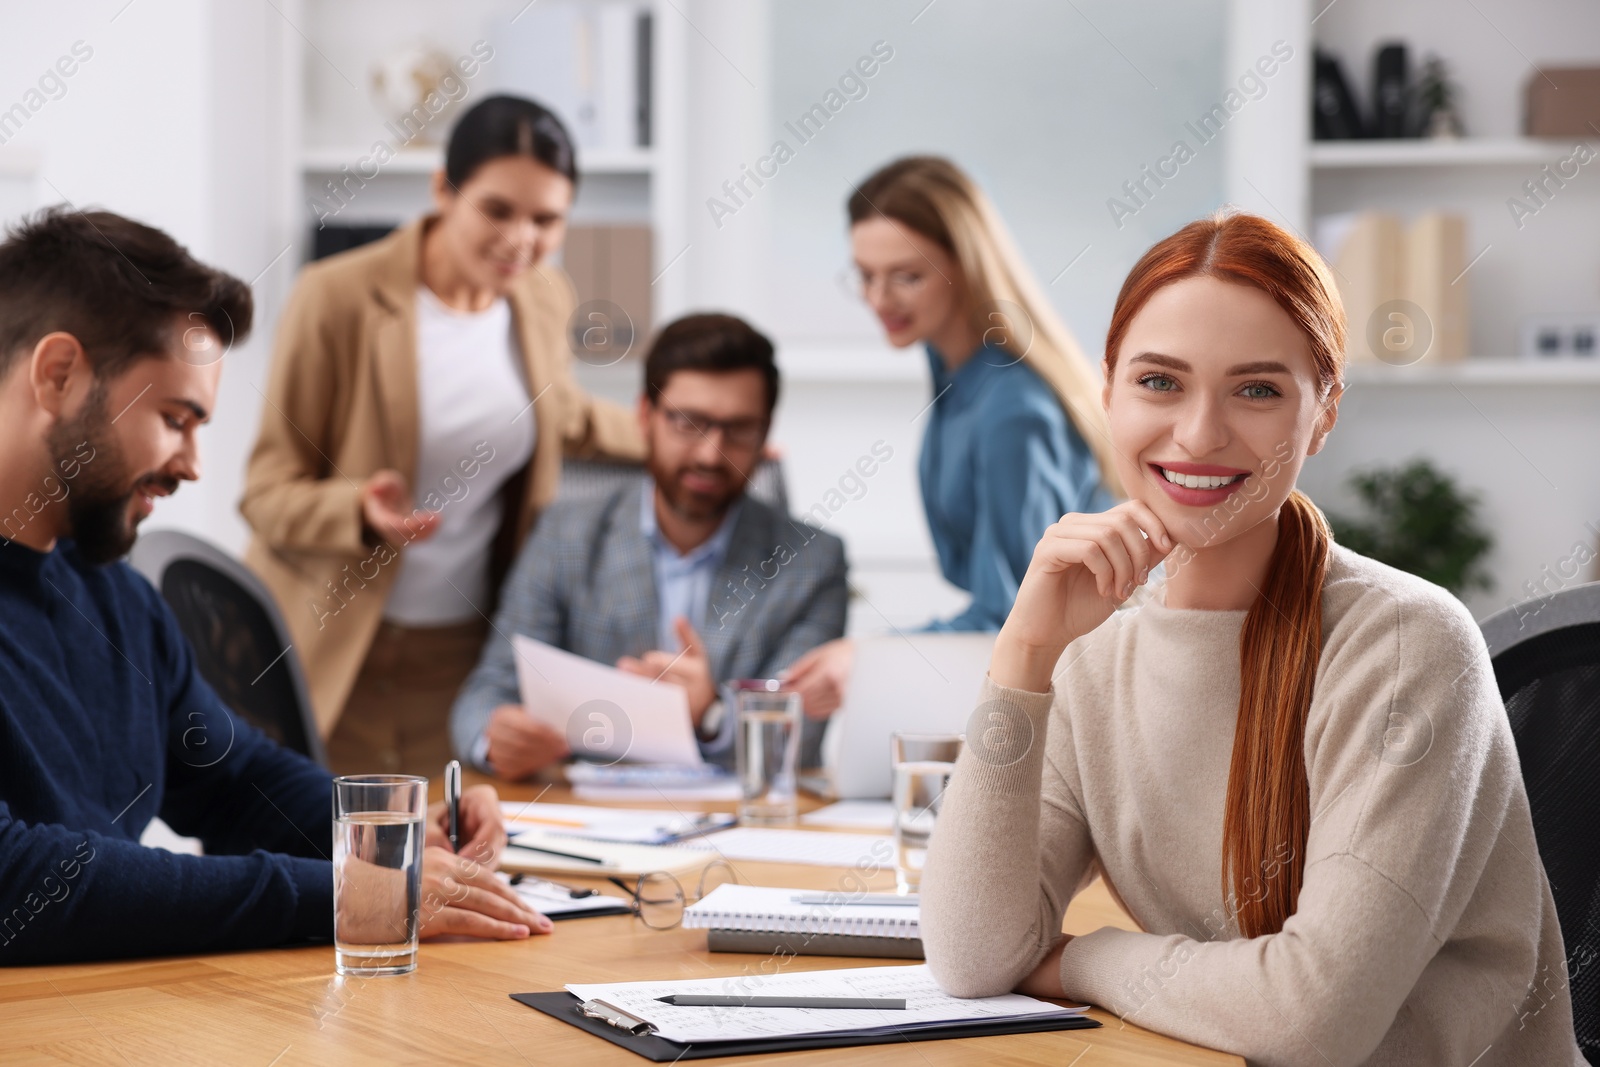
top-left (1481, 582), bottom-right (1600, 1064)
top-left (128, 530), bottom-right (326, 767)
top-left (558, 456), bottom-right (790, 516)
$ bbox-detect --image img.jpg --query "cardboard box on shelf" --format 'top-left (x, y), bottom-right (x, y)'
top-left (1525, 67), bottom-right (1600, 138)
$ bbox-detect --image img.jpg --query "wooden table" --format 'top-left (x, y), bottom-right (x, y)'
top-left (2, 775), bottom-right (1241, 1066)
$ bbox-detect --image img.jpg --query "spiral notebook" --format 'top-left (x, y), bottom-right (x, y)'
top-left (684, 884), bottom-right (923, 959)
top-left (685, 884), bottom-right (920, 938)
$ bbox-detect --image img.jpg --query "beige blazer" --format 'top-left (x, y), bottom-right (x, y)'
top-left (240, 218), bottom-right (645, 737)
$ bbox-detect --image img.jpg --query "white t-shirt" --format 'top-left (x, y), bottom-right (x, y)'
top-left (382, 286), bottom-right (537, 625)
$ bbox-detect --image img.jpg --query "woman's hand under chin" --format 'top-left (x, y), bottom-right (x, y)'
top-left (990, 500), bottom-right (1174, 693)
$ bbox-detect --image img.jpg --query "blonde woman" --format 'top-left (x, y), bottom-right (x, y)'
top-left (785, 156), bottom-right (1118, 715)
top-left (921, 211), bottom-right (1581, 1065)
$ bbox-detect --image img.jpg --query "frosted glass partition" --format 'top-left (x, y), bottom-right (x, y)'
top-left (756, 0), bottom-right (1231, 352)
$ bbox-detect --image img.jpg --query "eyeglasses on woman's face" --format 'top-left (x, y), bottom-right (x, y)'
top-left (837, 263), bottom-right (927, 303)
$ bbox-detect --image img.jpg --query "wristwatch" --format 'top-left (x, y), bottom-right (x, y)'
top-left (695, 699), bottom-right (726, 742)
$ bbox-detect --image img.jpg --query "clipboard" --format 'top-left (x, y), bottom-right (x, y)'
top-left (509, 991), bottom-right (1099, 1061)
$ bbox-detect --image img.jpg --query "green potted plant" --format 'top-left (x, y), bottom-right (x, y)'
top-left (1326, 458), bottom-right (1494, 596)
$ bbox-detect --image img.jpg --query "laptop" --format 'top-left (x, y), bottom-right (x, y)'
top-left (810, 633), bottom-right (997, 800)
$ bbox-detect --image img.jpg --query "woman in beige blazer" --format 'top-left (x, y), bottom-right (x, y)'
top-left (242, 96), bottom-right (643, 775)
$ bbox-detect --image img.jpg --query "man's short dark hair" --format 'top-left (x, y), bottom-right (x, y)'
top-left (644, 313), bottom-right (779, 416)
top-left (0, 205), bottom-right (253, 381)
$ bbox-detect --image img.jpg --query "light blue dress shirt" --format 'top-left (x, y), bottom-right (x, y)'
top-left (639, 480), bottom-right (743, 650)
top-left (919, 343), bottom-right (1115, 632)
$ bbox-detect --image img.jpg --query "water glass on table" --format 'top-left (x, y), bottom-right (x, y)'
top-left (890, 732), bottom-right (964, 894)
top-left (333, 774), bottom-right (426, 976)
top-left (732, 679), bottom-right (802, 826)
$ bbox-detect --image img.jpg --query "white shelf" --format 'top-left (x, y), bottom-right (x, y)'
top-left (300, 145), bottom-right (654, 176)
top-left (777, 344), bottom-right (927, 384)
top-left (571, 344), bottom-right (928, 388)
top-left (1310, 137), bottom-right (1595, 169)
top-left (1344, 359), bottom-right (1600, 385)
top-left (0, 147), bottom-right (41, 176)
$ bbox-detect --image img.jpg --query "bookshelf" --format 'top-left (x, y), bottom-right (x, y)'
top-left (1226, 0), bottom-right (1600, 614)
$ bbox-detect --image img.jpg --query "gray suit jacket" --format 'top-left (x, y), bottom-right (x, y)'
top-left (450, 478), bottom-right (849, 771)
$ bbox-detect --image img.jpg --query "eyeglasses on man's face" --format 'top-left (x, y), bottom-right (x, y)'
top-left (656, 405), bottom-right (768, 451)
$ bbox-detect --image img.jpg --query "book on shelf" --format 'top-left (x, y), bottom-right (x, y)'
top-left (1320, 210), bottom-right (1468, 365)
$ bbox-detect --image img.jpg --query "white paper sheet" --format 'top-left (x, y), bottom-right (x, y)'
top-left (511, 634), bottom-right (704, 766)
top-left (688, 827), bottom-right (896, 868)
top-left (800, 799), bottom-right (896, 832)
top-left (566, 964), bottom-right (1083, 1044)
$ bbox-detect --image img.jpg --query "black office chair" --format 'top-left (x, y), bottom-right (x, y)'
top-left (129, 530), bottom-right (326, 766)
top-left (559, 455), bottom-right (790, 516)
top-left (1482, 582), bottom-right (1600, 1064)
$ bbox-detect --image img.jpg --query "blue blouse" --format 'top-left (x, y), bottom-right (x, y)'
top-left (919, 344), bottom-right (1115, 631)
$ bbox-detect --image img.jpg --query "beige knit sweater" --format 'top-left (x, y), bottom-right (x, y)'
top-left (921, 544), bottom-right (1582, 1066)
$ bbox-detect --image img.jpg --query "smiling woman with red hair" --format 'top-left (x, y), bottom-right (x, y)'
top-left (919, 210), bottom-right (1582, 1066)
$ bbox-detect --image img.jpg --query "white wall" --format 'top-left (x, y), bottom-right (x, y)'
top-left (0, 0), bottom-right (296, 553)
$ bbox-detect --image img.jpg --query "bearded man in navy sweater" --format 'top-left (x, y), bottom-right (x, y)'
top-left (0, 207), bottom-right (550, 966)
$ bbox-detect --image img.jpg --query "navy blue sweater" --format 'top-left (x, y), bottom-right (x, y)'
top-left (0, 536), bottom-right (334, 965)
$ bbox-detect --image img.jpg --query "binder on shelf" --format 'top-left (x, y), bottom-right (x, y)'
top-left (490, 1), bottom-right (653, 153)
top-left (1313, 49), bottom-right (1366, 140)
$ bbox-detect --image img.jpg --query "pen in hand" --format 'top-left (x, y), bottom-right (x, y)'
top-left (444, 759), bottom-right (461, 852)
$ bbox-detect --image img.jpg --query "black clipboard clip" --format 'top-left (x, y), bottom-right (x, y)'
top-left (576, 998), bottom-right (658, 1036)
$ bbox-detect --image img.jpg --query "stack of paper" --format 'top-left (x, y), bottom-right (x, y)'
top-left (564, 761), bottom-right (740, 802)
top-left (564, 964), bottom-right (1086, 1044)
top-left (501, 801), bottom-right (735, 846)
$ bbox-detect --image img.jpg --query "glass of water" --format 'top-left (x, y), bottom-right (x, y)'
top-left (891, 732), bottom-right (964, 894)
top-left (732, 680), bottom-right (802, 826)
top-left (333, 774), bottom-right (426, 976)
